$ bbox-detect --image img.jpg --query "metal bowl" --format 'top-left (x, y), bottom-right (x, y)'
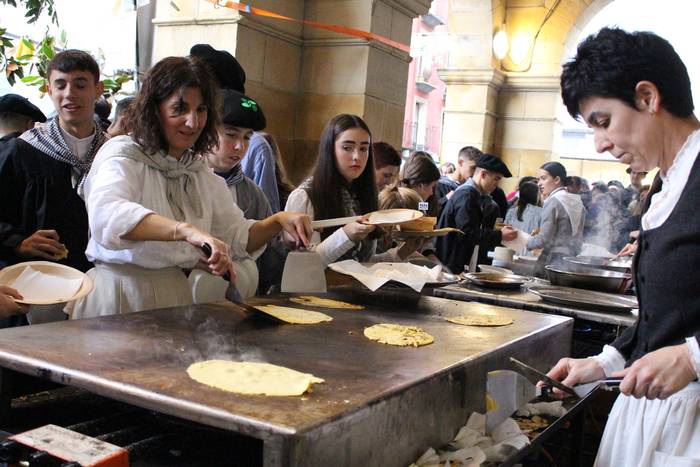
top-left (563, 256), bottom-right (632, 273)
top-left (545, 263), bottom-right (630, 293)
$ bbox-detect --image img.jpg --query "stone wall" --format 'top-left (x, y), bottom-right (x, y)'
top-left (152, 0), bottom-right (430, 185)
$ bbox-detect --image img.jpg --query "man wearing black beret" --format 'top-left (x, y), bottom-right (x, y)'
top-left (0, 93), bottom-right (47, 148)
top-left (436, 154), bottom-right (518, 273)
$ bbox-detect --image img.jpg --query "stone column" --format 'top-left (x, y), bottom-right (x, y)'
top-left (496, 73), bottom-right (560, 192)
top-left (439, 68), bottom-right (505, 162)
top-left (152, 0), bottom-right (429, 185)
top-left (294, 0), bottom-right (430, 183)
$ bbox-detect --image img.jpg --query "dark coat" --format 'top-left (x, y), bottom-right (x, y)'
top-left (0, 139), bottom-right (92, 272)
top-left (436, 180), bottom-right (502, 274)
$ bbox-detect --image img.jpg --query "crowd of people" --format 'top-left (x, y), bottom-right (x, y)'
top-left (0, 38), bottom-right (665, 317)
top-left (0, 26), bottom-right (699, 466)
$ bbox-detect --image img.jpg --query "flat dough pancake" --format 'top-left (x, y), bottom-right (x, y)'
top-left (187, 360), bottom-right (324, 396)
top-left (254, 305), bottom-right (332, 324)
top-left (289, 295), bottom-right (364, 310)
top-left (445, 315), bottom-right (514, 327)
top-left (364, 323), bottom-right (434, 347)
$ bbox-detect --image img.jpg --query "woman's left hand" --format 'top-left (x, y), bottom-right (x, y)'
top-left (612, 343), bottom-right (697, 399)
top-left (276, 212), bottom-right (312, 248)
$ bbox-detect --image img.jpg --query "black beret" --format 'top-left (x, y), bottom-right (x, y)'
top-left (221, 89), bottom-right (266, 131)
top-left (476, 153), bottom-right (512, 178)
top-left (190, 44), bottom-right (245, 93)
top-left (0, 93), bottom-right (46, 122)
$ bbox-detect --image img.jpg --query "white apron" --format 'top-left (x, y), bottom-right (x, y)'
top-left (595, 382), bottom-right (700, 467)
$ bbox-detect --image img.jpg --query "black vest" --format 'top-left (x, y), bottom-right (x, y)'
top-left (614, 151), bottom-right (700, 363)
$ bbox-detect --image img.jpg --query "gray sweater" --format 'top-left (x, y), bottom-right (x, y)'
top-left (527, 195), bottom-right (583, 256)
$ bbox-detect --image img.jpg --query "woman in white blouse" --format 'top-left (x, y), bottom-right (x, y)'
top-left (546, 28), bottom-right (700, 466)
top-left (285, 114), bottom-right (418, 266)
top-left (69, 56), bottom-right (310, 318)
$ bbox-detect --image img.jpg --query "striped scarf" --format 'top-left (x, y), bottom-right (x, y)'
top-left (218, 164), bottom-right (245, 187)
top-left (20, 116), bottom-right (107, 196)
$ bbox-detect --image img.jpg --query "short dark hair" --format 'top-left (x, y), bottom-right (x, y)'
top-left (561, 27), bottom-right (693, 119)
top-left (94, 96), bottom-right (111, 120)
top-left (541, 161), bottom-right (567, 184)
top-left (47, 49), bottom-right (100, 83)
top-left (372, 141), bottom-right (401, 169)
top-left (517, 181), bottom-right (539, 221)
top-left (124, 56), bottom-right (220, 156)
top-left (306, 114), bottom-right (378, 239)
top-left (400, 152), bottom-right (440, 187)
top-left (0, 112), bottom-right (31, 131)
top-left (518, 175), bottom-right (537, 189)
top-left (458, 146), bottom-right (482, 162)
top-left (113, 96), bottom-right (134, 122)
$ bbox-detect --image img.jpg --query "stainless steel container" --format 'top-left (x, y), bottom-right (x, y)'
top-left (563, 256), bottom-right (632, 273)
top-left (545, 263), bottom-right (630, 293)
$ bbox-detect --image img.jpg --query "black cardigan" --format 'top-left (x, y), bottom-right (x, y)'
top-left (612, 153), bottom-right (700, 364)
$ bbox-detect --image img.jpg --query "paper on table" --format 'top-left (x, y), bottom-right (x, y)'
top-left (502, 229), bottom-right (531, 256)
top-left (328, 260), bottom-right (442, 292)
top-left (11, 266), bottom-right (84, 303)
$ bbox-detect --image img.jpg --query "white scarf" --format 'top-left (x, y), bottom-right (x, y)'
top-left (546, 187), bottom-right (584, 234)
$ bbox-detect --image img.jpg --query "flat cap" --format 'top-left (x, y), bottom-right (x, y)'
top-left (476, 153), bottom-right (512, 177)
top-left (221, 89), bottom-right (266, 131)
top-left (190, 44), bottom-right (246, 93)
top-left (0, 93), bottom-right (46, 122)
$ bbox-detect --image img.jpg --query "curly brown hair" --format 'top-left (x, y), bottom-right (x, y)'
top-left (124, 56), bottom-right (220, 155)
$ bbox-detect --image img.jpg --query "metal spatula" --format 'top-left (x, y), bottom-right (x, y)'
top-left (281, 247), bottom-right (327, 293)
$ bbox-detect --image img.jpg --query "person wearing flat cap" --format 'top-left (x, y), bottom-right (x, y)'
top-left (436, 154), bottom-right (517, 273)
top-left (0, 93), bottom-right (46, 148)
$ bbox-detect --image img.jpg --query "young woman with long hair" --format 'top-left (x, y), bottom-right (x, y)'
top-left (285, 114), bottom-right (418, 265)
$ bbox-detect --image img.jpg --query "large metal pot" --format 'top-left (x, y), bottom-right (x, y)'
top-left (545, 263), bottom-right (630, 293)
top-left (563, 256), bottom-right (632, 273)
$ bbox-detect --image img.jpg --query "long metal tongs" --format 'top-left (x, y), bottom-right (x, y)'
top-left (509, 357), bottom-right (622, 399)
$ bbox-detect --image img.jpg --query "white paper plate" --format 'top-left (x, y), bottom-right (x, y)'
top-left (0, 261), bottom-right (93, 305)
top-left (365, 209), bottom-right (423, 226)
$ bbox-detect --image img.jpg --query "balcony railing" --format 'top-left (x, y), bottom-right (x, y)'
top-left (402, 121), bottom-right (440, 154)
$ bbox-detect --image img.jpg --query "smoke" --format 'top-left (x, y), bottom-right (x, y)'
top-left (583, 189), bottom-right (632, 254)
top-left (150, 305), bottom-right (267, 365)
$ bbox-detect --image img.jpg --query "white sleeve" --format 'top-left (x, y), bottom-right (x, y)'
top-left (686, 338), bottom-right (700, 379)
top-left (85, 156), bottom-right (154, 250)
top-left (590, 344), bottom-right (627, 377)
top-left (285, 188), bottom-right (355, 266)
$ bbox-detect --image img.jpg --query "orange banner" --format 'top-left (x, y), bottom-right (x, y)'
top-left (206, 0), bottom-right (411, 53)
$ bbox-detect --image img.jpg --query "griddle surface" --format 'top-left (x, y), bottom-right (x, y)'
top-left (0, 295), bottom-right (568, 439)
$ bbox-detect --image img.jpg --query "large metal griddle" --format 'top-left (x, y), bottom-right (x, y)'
top-left (0, 294), bottom-right (572, 467)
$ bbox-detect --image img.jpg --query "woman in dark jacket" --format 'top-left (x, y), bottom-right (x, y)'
top-left (547, 28), bottom-right (700, 466)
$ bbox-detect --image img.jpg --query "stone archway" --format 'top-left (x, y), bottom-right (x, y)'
top-left (438, 0), bottom-right (616, 192)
